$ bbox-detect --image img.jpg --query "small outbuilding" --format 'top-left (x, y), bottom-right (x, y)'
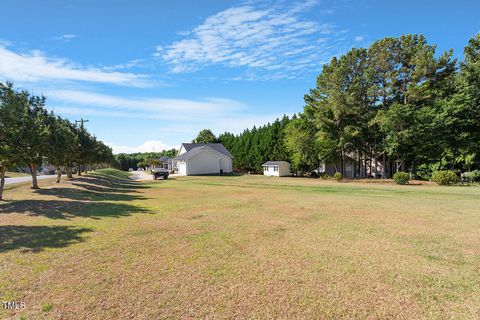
top-left (262, 161), bottom-right (291, 177)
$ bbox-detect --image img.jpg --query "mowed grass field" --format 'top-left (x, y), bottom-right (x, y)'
top-left (4, 172), bottom-right (30, 178)
top-left (1, 169), bottom-right (479, 319)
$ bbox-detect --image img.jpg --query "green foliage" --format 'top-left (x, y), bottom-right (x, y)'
top-left (298, 33), bottom-right (479, 179)
top-left (393, 172), bottom-right (410, 185)
top-left (0, 81), bottom-right (114, 190)
top-left (284, 112), bottom-right (319, 173)
top-left (219, 115), bottom-right (292, 173)
top-left (333, 172), bottom-right (343, 181)
top-left (114, 149), bottom-right (177, 171)
top-left (432, 170), bottom-right (459, 185)
top-left (462, 170), bottom-right (480, 182)
top-left (192, 129), bottom-right (217, 143)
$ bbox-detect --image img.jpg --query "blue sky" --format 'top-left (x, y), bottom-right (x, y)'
top-left (1, 0), bottom-right (478, 153)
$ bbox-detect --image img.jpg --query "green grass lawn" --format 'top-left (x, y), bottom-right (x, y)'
top-left (1, 169), bottom-right (479, 319)
top-left (4, 172), bottom-right (30, 178)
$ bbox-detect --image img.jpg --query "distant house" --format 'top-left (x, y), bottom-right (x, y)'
top-left (174, 143), bottom-right (233, 176)
top-left (262, 161), bottom-right (291, 177)
top-left (159, 156), bottom-right (173, 171)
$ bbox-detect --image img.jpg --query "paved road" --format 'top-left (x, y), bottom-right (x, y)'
top-left (4, 175), bottom-right (58, 185)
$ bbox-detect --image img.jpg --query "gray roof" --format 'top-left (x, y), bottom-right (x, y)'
top-left (262, 161), bottom-right (290, 166)
top-left (175, 144), bottom-right (233, 161)
top-left (180, 143), bottom-right (233, 158)
top-left (159, 156), bottom-right (171, 162)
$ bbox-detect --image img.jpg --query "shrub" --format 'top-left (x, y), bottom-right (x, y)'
top-left (461, 170), bottom-right (480, 183)
top-left (393, 172), bottom-right (410, 185)
top-left (310, 171), bottom-right (319, 178)
top-left (432, 170), bottom-right (459, 186)
top-left (333, 172), bottom-right (343, 181)
top-left (320, 173), bottom-right (329, 180)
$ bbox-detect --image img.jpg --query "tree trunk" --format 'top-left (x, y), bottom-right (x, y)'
top-left (56, 166), bottom-right (62, 183)
top-left (368, 152), bottom-right (373, 178)
top-left (29, 163), bottom-right (39, 189)
top-left (382, 154), bottom-right (386, 179)
top-left (66, 164), bottom-right (73, 179)
top-left (363, 152), bottom-right (367, 178)
top-left (77, 164), bottom-right (82, 176)
top-left (0, 167), bottom-right (6, 201)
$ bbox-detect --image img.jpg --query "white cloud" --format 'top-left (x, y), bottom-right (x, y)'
top-left (354, 35), bottom-right (364, 42)
top-left (49, 89), bottom-right (290, 145)
top-left (48, 89), bottom-right (245, 120)
top-left (54, 34), bottom-right (78, 41)
top-left (106, 140), bottom-right (178, 154)
top-left (157, 1), bottom-right (348, 77)
top-left (0, 45), bottom-right (151, 87)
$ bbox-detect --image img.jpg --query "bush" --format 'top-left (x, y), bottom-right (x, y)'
top-left (461, 170), bottom-right (480, 183)
top-left (393, 172), bottom-right (410, 185)
top-left (333, 172), bottom-right (343, 181)
top-left (432, 170), bottom-right (459, 186)
top-left (320, 173), bottom-right (329, 180)
top-left (310, 171), bottom-right (319, 178)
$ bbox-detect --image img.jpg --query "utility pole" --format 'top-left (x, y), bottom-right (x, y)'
top-left (75, 118), bottom-right (89, 129)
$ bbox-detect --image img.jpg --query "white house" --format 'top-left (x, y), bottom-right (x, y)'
top-left (174, 143), bottom-right (233, 176)
top-left (262, 161), bottom-right (291, 177)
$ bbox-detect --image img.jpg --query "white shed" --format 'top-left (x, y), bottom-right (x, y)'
top-left (262, 161), bottom-right (291, 177)
top-left (174, 143), bottom-right (233, 176)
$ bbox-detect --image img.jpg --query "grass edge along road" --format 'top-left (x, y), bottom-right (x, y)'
top-left (1, 169), bottom-right (479, 319)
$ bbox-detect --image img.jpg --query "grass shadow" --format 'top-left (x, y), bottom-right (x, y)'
top-left (0, 199), bottom-right (152, 220)
top-left (35, 187), bottom-right (145, 202)
top-left (0, 225), bottom-right (91, 253)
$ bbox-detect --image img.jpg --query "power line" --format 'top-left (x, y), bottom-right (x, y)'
top-left (75, 118), bottom-right (89, 129)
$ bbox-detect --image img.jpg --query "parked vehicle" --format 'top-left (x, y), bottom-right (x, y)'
top-left (152, 167), bottom-right (169, 180)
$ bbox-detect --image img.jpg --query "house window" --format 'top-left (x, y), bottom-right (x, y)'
top-left (264, 166), bottom-right (269, 171)
top-left (274, 166), bottom-right (278, 172)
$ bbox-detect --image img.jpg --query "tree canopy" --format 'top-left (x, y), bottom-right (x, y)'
top-left (192, 129), bottom-right (218, 144)
top-left (0, 82), bottom-right (114, 197)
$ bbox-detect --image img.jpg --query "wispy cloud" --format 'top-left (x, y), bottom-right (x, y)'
top-left (48, 89), bottom-right (245, 120)
top-left (156, 1), bottom-right (350, 78)
top-left (54, 34), bottom-right (78, 41)
top-left (106, 140), bottom-right (178, 154)
top-left (48, 89), bottom-right (288, 141)
top-left (0, 44), bottom-right (151, 87)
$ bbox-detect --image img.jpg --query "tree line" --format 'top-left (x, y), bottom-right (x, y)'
top-left (0, 82), bottom-right (114, 199)
top-left (287, 33), bottom-right (480, 179)
top-left (114, 149), bottom-right (177, 171)
top-left (215, 34), bottom-right (480, 179)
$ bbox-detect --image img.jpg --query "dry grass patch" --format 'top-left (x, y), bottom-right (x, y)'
top-left (1, 171), bottom-right (479, 319)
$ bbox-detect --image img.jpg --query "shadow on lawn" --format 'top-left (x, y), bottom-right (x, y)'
top-left (35, 187), bottom-right (145, 202)
top-left (0, 225), bottom-right (91, 253)
top-left (0, 199), bottom-right (151, 220)
top-left (0, 169), bottom-right (153, 219)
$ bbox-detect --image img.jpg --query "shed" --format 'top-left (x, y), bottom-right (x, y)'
top-left (262, 161), bottom-right (291, 177)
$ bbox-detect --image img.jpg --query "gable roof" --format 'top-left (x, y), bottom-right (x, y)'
top-left (179, 143), bottom-right (233, 158)
top-left (262, 161), bottom-right (290, 166)
top-left (175, 145), bottom-right (231, 161)
top-left (159, 156), bottom-right (171, 162)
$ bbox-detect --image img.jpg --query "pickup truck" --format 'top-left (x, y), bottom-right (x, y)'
top-left (151, 168), bottom-right (169, 180)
